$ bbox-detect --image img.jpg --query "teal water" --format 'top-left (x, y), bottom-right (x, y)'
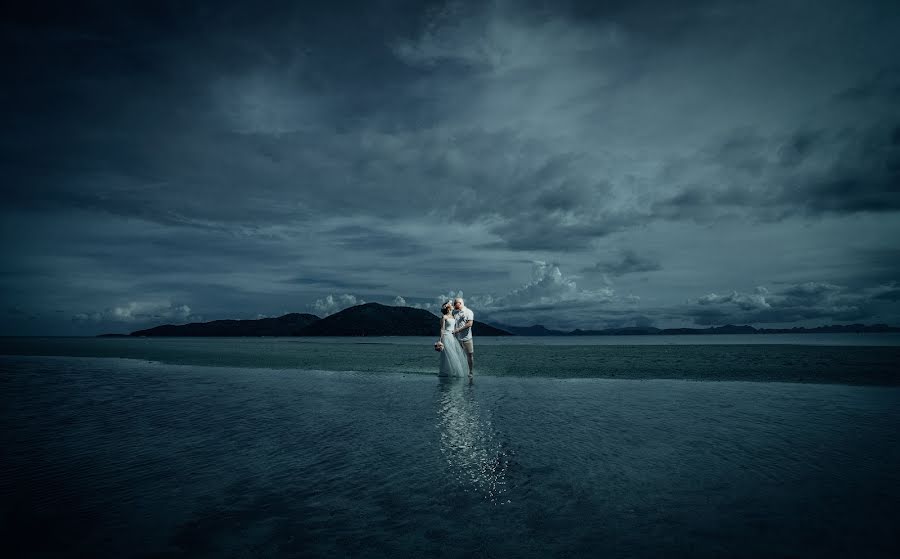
top-left (2, 355), bottom-right (899, 558)
top-left (2, 335), bottom-right (899, 384)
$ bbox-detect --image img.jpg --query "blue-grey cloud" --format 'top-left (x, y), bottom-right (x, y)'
top-left (2, 0), bottom-right (900, 334)
top-left (583, 249), bottom-right (662, 277)
top-left (282, 276), bottom-right (387, 291)
top-left (652, 119), bottom-right (900, 223)
top-left (682, 281), bottom-right (900, 326)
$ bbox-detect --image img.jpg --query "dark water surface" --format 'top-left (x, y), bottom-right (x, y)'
top-left (2, 355), bottom-right (899, 558)
top-left (2, 336), bottom-right (899, 384)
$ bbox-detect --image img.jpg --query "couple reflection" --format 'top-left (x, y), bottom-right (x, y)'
top-left (436, 377), bottom-right (511, 504)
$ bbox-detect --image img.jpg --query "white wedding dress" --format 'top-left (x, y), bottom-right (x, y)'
top-left (439, 316), bottom-right (469, 377)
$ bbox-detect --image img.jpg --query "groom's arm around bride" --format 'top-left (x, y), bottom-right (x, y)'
top-left (452, 297), bottom-right (475, 375)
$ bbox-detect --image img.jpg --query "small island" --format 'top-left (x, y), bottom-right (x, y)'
top-left (110, 303), bottom-right (510, 337)
top-left (98, 303), bottom-right (900, 338)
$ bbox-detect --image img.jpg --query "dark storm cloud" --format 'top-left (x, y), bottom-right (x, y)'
top-left (534, 180), bottom-right (595, 212)
top-left (3, 211), bottom-right (309, 280)
top-left (583, 249), bottom-right (662, 277)
top-left (779, 124), bottom-right (900, 216)
top-left (874, 287), bottom-right (900, 302)
top-left (283, 276), bottom-right (387, 291)
top-left (6, 306), bottom-right (33, 318)
top-left (2, 0), bottom-right (900, 334)
top-left (1, 0), bottom-right (442, 226)
top-left (834, 66), bottom-right (900, 103)
top-left (6, 0), bottom-right (897, 233)
top-left (776, 130), bottom-right (825, 169)
top-left (652, 119), bottom-right (900, 222)
top-left (325, 225), bottom-right (429, 257)
top-left (486, 216), bottom-right (623, 251)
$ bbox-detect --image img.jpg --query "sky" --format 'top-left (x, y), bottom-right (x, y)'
top-left (2, 0), bottom-right (899, 335)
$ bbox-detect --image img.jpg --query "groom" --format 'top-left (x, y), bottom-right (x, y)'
top-left (451, 297), bottom-right (474, 376)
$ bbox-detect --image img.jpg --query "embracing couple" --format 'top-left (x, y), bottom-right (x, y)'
top-left (436, 297), bottom-right (475, 378)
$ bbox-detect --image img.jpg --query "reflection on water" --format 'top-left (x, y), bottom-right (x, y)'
top-left (4, 355), bottom-right (900, 557)
top-left (435, 377), bottom-right (513, 504)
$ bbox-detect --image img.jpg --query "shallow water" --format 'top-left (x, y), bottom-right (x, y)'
top-left (2, 336), bottom-right (899, 384)
top-left (2, 355), bottom-right (899, 557)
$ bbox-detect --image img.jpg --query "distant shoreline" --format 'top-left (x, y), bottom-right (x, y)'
top-left (98, 326), bottom-right (898, 338)
top-left (2, 330), bottom-right (900, 339)
top-left (79, 303), bottom-right (900, 338)
top-left (0, 328), bottom-right (900, 340)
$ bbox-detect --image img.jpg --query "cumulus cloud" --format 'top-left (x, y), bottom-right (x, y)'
top-left (684, 281), bottom-right (900, 325)
top-left (429, 262), bottom-right (614, 318)
top-left (696, 286), bottom-right (773, 311)
top-left (312, 294), bottom-right (365, 316)
top-left (426, 290), bottom-right (464, 309)
top-left (393, 295), bottom-right (407, 306)
top-left (419, 262), bottom-right (626, 328)
top-left (73, 301), bottom-right (196, 323)
top-left (482, 261), bottom-right (615, 309)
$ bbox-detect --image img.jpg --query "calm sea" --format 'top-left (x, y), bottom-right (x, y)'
top-left (2, 334), bottom-right (899, 384)
top-left (2, 335), bottom-right (899, 557)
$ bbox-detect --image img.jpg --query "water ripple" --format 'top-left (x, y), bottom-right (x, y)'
top-left (435, 378), bottom-right (519, 505)
top-left (2, 356), bottom-right (899, 558)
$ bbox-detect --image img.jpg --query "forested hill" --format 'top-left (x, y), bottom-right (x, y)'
top-left (111, 303), bottom-right (511, 337)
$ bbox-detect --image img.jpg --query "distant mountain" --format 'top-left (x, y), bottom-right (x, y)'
top-left (492, 323), bottom-right (569, 336)
top-left (754, 323), bottom-right (900, 334)
top-left (570, 326), bottom-right (664, 335)
top-left (487, 322), bottom-right (899, 336)
top-left (113, 304), bottom-right (511, 337)
top-left (129, 313), bottom-right (321, 337)
top-left (296, 303), bottom-right (511, 336)
top-left (659, 324), bottom-right (758, 335)
top-left (104, 306), bottom-right (898, 338)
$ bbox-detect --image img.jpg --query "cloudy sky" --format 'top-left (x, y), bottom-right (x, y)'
top-left (2, 0), bottom-right (899, 335)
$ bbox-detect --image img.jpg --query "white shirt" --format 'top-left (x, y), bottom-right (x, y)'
top-left (453, 307), bottom-right (474, 341)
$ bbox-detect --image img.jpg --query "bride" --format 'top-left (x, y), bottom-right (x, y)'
top-left (436, 302), bottom-right (469, 377)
